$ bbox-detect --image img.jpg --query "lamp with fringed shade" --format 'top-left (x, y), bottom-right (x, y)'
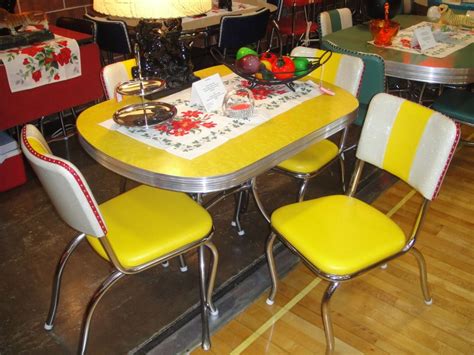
top-left (93, 0), bottom-right (212, 19)
top-left (93, 0), bottom-right (212, 127)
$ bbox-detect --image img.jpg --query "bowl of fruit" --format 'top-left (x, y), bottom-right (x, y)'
top-left (210, 46), bottom-right (332, 92)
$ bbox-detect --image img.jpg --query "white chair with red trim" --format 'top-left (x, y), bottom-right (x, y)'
top-left (101, 58), bottom-right (136, 100)
top-left (265, 93), bottom-right (460, 354)
top-left (21, 124), bottom-right (218, 354)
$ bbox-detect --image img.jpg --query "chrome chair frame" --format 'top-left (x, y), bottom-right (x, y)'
top-left (44, 230), bottom-right (218, 354)
top-left (272, 126), bottom-right (349, 202)
top-left (265, 159), bottom-right (433, 353)
top-left (21, 125), bottom-right (218, 354)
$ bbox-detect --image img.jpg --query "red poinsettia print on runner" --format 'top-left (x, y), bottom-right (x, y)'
top-left (154, 110), bottom-right (217, 137)
top-left (240, 80), bottom-right (288, 100)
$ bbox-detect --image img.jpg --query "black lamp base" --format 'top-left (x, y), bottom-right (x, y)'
top-left (133, 19), bottom-right (198, 99)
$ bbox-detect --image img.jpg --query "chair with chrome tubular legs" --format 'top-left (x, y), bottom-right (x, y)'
top-left (230, 47), bottom-right (364, 236)
top-left (101, 58), bottom-right (190, 272)
top-left (265, 93), bottom-right (460, 354)
top-left (21, 124), bottom-right (218, 354)
top-left (272, 46), bottom-right (364, 201)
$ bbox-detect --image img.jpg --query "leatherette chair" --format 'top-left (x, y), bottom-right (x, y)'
top-left (218, 8), bottom-right (270, 59)
top-left (101, 58), bottom-right (136, 100)
top-left (432, 88), bottom-right (474, 146)
top-left (56, 17), bottom-right (96, 42)
top-left (273, 0), bottom-right (321, 51)
top-left (318, 7), bottom-right (353, 38)
top-left (322, 40), bottom-right (385, 126)
top-left (21, 124), bottom-right (218, 354)
top-left (265, 93), bottom-right (460, 354)
top-left (273, 46), bottom-right (364, 200)
top-left (84, 14), bottom-right (133, 64)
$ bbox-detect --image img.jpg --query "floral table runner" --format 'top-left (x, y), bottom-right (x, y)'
top-left (0, 34), bottom-right (81, 93)
top-left (101, 74), bottom-right (323, 160)
top-left (369, 21), bottom-right (474, 58)
top-left (182, 2), bottom-right (257, 24)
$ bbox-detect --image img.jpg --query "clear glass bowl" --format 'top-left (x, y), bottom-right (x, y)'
top-left (222, 88), bottom-right (255, 119)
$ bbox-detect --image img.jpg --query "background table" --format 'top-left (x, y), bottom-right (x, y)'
top-left (77, 66), bottom-right (358, 194)
top-left (0, 26), bottom-right (104, 131)
top-left (118, 0), bottom-right (277, 31)
top-left (322, 15), bottom-right (474, 85)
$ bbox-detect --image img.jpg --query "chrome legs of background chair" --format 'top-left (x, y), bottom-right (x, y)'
top-left (44, 233), bottom-right (219, 354)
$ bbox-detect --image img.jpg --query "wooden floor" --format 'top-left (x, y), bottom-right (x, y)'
top-left (193, 127), bottom-right (474, 354)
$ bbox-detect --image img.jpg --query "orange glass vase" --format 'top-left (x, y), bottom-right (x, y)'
top-left (369, 19), bottom-right (400, 46)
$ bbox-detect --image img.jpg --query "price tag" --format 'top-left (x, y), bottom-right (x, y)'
top-left (191, 73), bottom-right (227, 112)
top-left (412, 26), bottom-right (437, 51)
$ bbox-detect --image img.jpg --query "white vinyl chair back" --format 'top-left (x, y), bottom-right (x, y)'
top-left (101, 58), bottom-right (136, 100)
top-left (357, 93), bottom-right (460, 200)
top-left (290, 46), bottom-right (363, 97)
top-left (21, 125), bottom-right (107, 237)
top-left (319, 8), bottom-right (353, 37)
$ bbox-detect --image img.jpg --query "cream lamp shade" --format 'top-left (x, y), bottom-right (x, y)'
top-left (93, 0), bottom-right (213, 19)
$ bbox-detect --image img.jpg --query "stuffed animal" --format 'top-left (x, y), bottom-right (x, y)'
top-left (438, 4), bottom-right (474, 28)
top-left (0, 8), bottom-right (48, 35)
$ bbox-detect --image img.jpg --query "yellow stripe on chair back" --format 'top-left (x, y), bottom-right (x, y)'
top-left (357, 93), bottom-right (460, 200)
top-left (383, 101), bottom-right (432, 182)
top-left (290, 47), bottom-right (363, 97)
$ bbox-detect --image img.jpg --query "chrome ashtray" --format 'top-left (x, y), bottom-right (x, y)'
top-left (223, 88), bottom-right (255, 119)
top-left (113, 102), bottom-right (177, 127)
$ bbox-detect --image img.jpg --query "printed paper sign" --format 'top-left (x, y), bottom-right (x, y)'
top-left (191, 73), bottom-right (227, 112)
top-left (413, 26), bottom-right (437, 51)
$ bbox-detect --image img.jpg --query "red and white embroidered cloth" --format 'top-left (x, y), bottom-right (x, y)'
top-left (0, 35), bottom-right (81, 93)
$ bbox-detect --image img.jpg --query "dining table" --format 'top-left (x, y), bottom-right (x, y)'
top-left (115, 0), bottom-right (277, 32)
top-left (0, 25), bottom-right (103, 131)
top-left (322, 15), bottom-right (474, 85)
top-left (76, 65), bottom-right (358, 220)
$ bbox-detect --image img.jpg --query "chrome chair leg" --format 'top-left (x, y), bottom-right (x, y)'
top-left (205, 241), bottom-right (219, 316)
top-left (321, 282), bottom-right (340, 355)
top-left (251, 177), bottom-right (270, 223)
top-left (338, 152), bottom-right (346, 193)
top-left (411, 247), bottom-right (433, 305)
top-left (198, 245), bottom-right (211, 350)
top-left (297, 178), bottom-right (310, 202)
top-left (231, 189), bottom-right (246, 236)
top-left (265, 232), bottom-right (278, 305)
top-left (44, 233), bottom-right (86, 331)
top-left (78, 270), bottom-right (125, 355)
top-left (179, 255), bottom-right (188, 272)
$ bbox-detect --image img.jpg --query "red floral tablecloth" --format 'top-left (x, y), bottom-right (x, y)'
top-left (101, 73), bottom-right (323, 160)
top-left (0, 35), bottom-right (81, 93)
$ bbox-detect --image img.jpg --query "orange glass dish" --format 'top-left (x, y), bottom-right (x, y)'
top-left (369, 19), bottom-right (400, 46)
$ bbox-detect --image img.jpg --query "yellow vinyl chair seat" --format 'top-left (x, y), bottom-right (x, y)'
top-left (87, 185), bottom-right (213, 269)
top-left (271, 195), bottom-right (406, 275)
top-left (277, 139), bottom-right (338, 174)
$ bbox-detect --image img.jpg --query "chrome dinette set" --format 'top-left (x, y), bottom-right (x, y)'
top-left (22, 45), bottom-right (461, 355)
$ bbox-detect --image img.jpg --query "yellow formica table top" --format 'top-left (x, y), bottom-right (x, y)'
top-left (77, 65), bottom-right (358, 193)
